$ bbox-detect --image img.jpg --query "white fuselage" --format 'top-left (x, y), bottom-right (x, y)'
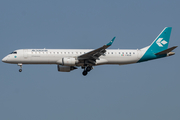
top-left (2, 27), bottom-right (176, 75)
top-left (2, 49), bottom-right (146, 66)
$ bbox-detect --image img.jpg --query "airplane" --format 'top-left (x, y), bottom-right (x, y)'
top-left (2, 27), bottom-right (177, 76)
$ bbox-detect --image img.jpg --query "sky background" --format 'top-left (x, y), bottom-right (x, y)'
top-left (0, 0), bottom-right (180, 120)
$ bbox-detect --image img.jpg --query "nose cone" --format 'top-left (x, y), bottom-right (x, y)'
top-left (2, 57), bottom-right (7, 62)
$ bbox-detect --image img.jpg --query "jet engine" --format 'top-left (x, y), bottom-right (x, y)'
top-left (57, 57), bottom-right (77, 66)
top-left (57, 65), bottom-right (77, 72)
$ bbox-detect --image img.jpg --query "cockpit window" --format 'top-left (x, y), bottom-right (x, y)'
top-left (10, 51), bottom-right (17, 54)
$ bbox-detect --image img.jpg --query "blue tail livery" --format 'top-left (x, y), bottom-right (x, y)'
top-left (138, 27), bottom-right (177, 62)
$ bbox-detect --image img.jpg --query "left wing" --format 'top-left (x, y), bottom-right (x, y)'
top-left (78, 37), bottom-right (115, 65)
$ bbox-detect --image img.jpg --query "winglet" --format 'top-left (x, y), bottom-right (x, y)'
top-left (106, 37), bottom-right (116, 46)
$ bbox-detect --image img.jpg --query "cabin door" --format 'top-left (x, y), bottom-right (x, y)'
top-left (23, 49), bottom-right (28, 59)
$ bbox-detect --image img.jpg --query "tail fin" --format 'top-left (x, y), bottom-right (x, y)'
top-left (138, 27), bottom-right (173, 62)
top-left (148, 27), bottom-right (172, 53)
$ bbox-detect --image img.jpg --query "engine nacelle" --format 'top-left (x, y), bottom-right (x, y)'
top-left (57, 65), bottom-right (77, 72)
top-left (57, 57), bottom-right (77, 66)
top-left (63, 57), bottom-right (76, 66)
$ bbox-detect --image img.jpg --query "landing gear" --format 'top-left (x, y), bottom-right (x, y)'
top-left (82, 70), bottom-right (88, 76)
top-left (86, 66), bottom-right (92, 72)
top-left (19, 69), bottom-right (22, 72)
top-left (82, 66), bottom-right (93, 76)
top-left (18, 63), bottom-right (22, 72)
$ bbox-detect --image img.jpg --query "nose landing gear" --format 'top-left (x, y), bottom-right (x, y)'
top-left (18, 63), bottom-right (22, 72)
top-left (19, 69), bottom-right (22, 72)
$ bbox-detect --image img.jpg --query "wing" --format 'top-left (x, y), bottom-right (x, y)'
top-left (78, 37), bottom-right (115, 65)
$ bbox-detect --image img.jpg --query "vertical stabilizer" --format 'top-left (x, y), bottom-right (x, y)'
top-left (148, 27), bottom-right (172, 53)
top-left (138, 27), bottom-right (172, 62)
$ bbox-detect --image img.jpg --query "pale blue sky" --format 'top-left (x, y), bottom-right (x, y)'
top-left (0, 0), bottom-right (180, 120)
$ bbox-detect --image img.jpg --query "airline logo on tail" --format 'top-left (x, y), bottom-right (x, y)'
top-left (156, 38), bottom-right (168, 47)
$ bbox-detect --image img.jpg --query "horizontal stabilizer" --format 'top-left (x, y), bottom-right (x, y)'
top-left (155, 46), bottom-right (178, 55)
